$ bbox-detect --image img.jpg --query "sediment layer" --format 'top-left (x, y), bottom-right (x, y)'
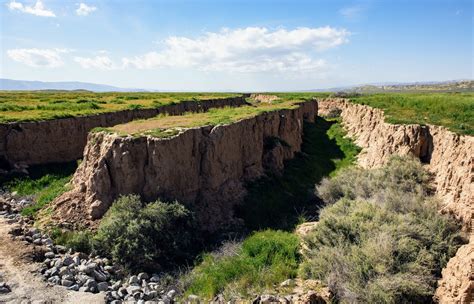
top-left (49, 100), bottom-right (318, 232)
top-left (319, 98), bottom-right (473, 304)
top-left (0, 96), bottom-right (248, 167)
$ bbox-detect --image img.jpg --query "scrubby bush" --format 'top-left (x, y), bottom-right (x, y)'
top-left (302, 156), bottom-right (463, 303)
top-left (185, 230), bottom-right (300, 299)
top-left (94, 195), bottom-right (195, 271)
top-left (324, 107), bottom-right (342, 119)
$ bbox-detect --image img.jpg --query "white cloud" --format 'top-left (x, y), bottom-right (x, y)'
top-left (122, 26), bottom-right (349, 73)
top-left (74, 56), bottom-right (117, 70)
top-left (339, 5), bottom-right (364, 20)
top-left (76, 3), bottom-right (97, 16)
top-left (7, 0), bottom-right (55, 17)
top-left (7, 48), bottom-right (68, 67)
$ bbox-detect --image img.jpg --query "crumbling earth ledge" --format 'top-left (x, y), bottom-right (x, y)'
top-left (319, 98), bottom-right (473, 304)
top-left (0, 96), bottom-right (248, 168)
top-left (49, 99), bottom-right (317, 233)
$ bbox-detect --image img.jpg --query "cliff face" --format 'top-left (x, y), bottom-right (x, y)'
top-left (0, 96), bottom-right (248, 168)
top-left (319, 98), bottom-right (473, 304)
top-left (50, 100), bottom-right (317, 232)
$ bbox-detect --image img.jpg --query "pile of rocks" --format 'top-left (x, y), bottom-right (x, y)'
top-left (0, 190), bottom-right (34, 218)
top-left (0, 191), bottom-right (187, 303)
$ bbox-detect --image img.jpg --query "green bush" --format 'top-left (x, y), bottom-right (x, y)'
top-left (302, 157), bottom-right (463, 303)
top-left (94, 195), bottom-right (195, 271)
top-left (185, 230), bottom-right (300, 299)
top-left (51, 230), bottom-right (93, 253)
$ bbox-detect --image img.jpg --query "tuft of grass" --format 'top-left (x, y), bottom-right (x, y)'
top-left (185, 230), bottom-right (300, 300)
top-left (4, 162), bottom-right (77, 217)
top-left (350, 92), bottom-right (474, 135)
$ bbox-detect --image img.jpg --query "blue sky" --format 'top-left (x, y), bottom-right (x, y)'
top-left (0, 0), bottom-right (472, 91)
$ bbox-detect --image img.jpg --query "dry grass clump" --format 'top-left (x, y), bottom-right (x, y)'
top-left (301, 157), bottom-right (463, 303)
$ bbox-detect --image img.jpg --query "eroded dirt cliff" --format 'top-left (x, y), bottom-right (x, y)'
top-left (318, 98), bottom-right (473, 304)
top-left (49, 100), bottom-right (317, 232)
top-left (0, 96), bottom-right (248, 168)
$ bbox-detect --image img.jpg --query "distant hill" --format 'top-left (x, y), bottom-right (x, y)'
top-left (0, 79), bottom-right (147, 92)
top-left (311, 80), bottom-right (473, 93)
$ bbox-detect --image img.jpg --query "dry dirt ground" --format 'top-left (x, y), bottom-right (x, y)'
top-left (0, 218), bottom-right (105, 304)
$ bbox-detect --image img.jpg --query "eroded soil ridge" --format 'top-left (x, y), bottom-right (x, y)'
top-left (49, 100), bottom-right (317, 232)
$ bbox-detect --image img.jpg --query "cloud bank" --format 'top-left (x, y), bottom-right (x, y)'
top-left (7, 48), bottom-right (68, 67)
top-left (7, 0), bottom-right (55, 17)
top-left (76, 3), bottom-right (97, 16)
top-left (7, 27), bottom-right (350, 73)
top-left (122, 26), bottom-right (350, 72)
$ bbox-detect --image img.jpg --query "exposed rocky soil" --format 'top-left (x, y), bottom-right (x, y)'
top-left (0, 96), bottom-right (247, 169)
top-left (318, 98), bottom-right (473, 304)
top-left (48, 100), bottom-right (317, 232)
top-left (0, 215), bottom-right (104, 303)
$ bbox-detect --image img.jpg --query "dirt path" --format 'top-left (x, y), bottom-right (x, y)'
top-left (0, 218), bottom-right (105, 304)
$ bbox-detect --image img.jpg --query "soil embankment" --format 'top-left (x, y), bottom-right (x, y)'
top-left (49, 100), bottom-right (317, 232)
top-left (0, 96), bottom-right (248, 168)
top-left (319, 98), bottom-right (473, 304)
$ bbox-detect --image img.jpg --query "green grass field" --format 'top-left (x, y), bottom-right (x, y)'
top-left (0, 91), bottom-right (240, 122)
top-left (108, 97), bottom-right (314, 137)
top-left (350, 92), bottom-right (474, 135)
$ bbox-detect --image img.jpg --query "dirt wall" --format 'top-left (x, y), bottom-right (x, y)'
top-left (318, 98), bottom-right (473, 304)
top-left (49, 100), bottom-right (318, 232)
top-left (0, 96), bottom-right (248, 168)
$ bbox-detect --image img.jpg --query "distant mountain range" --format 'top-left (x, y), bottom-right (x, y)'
top-left (0, 79), bottom-right (147, 92)
top-left (1, 78), bottom-right (472, 93)
top-left (310, 80), bottom-right (473, 93)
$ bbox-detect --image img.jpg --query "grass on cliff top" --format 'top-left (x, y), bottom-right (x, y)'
top-left (108, 98), bottom-right (311, 137)
top-left (349, 92), bottom-right (474, 135)
top-left (3, 162), bottom-right (77, 217)
top-left (0, 91), bottom-right (240, 123)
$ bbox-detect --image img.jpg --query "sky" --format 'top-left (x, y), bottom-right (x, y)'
top-left (0, 0), bottom-right (472, 91)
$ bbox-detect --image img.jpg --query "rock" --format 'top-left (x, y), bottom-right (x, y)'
top-left (63, 256), bottom-right (74, 266)
top-left (85, 278), bottom-right (98, 290)
top-left (147, 290), bottom-right (159, 299)
top-left (68, 284), bottom-right (80, 291)
top-left (85, 262), bottom-right (97, 274)
top-left (110, 300), bottom-right (123, 304)
top-left (166, 289), bottom-right (176, 299)
top-left (149, 275), bottom-right (160, 283)
top-left (127, 285), bottom-right (142, 295)
top-left (44, 252), bottom-right (55, 259)
top-left (93, 269), bottom-right (108, 282)
top-left (118, 287), bottom-right (128, 298)
top-left (280, 279), bottom-right (294, 287)
top-left (73, 256), bottom-right (81, 265)
top-left (97, 281), bottom-right (109, 292)
top-left (42, 238), bottom-right (53, 246)
top-left (129, 275), bottom-right (139, 285)
top-left (89, 200), bottom-right (109, 220)
top-left (47, 276), bottom-right (60, 284)
top-left (111, 280), bottom-right (122, 291)
top-left (138, 272), bottom-right (149, 281)
top-left (61, 279), bottom-right (74, 287)
top-left (79, 286), bottom-right (89, 292)
top-left (260, 295), bottom-right (278, 304)
top-left (188, 294), bottom-right (200, 303)
top-left (0, 282), bottom-right (11, 293)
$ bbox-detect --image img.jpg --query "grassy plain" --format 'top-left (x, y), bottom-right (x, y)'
top-left (0, 91), bottom-right (240, 122)
top-left (109, 97), bottom-right (309, 136)
top-left (350, 92), bottom-right (474, 135)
